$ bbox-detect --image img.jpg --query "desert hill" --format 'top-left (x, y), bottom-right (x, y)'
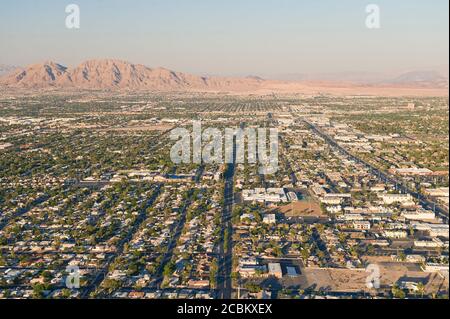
top-left (0, 59), bottom-right (447, 97)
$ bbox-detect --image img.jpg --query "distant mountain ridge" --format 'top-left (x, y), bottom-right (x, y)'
top-left (387, 70), bottom-right (448, 88)
top-left (0, 59), bottom-right (264, 91)
top-left (0, 64), bottom-right (21, 76)
top-left (268, 69), bottom-right (449, 88)
top-left (0, 59), bottom-right (448, 96)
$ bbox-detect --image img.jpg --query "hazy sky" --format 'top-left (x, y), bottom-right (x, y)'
top-left (0, 0), bottom-right (448, 76)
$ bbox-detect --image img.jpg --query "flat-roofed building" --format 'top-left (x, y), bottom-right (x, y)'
top-left (353, 221), bottom-right (371, 230)
top-left (414, 238), bottom-right (445, 248)
top-left (390, 168), bottom-right (433, 176)
top-left (429, 224), bottom-right (449, 238)
top-left (268, 263), bottom-right (283, 279)
top-left (402, 210), bottom-right (435, 221)
top-left (383, 230), bottom-right (408, 239)
top-left (425, 187), bottom-right (449, 198)
top-left (263, 214), bottom-right (276, 224)
top-left (380, 193), bottom-right (414, 205)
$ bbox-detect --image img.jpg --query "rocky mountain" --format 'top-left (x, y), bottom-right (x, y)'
top-left (0, 64), bottom-right (21, 76)
top-left (0, 60), bottom-right (447, 96)
top-left (1, 62), bottom-right (69, 87)
top-left (0, 59), bottom-right (264, 91)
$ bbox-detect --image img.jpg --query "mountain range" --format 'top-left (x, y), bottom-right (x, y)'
top-left (388, 70), bottom-right (449, 88)
top-left (0, 59), bottom-right (448, 96)
top-left (0, 60), bottom-right (264, 91)
top-left (269, 69), bottom-right (449, 87)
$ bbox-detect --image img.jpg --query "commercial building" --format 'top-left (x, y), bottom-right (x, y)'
top-left (268, 263), bottom-right (283, 279)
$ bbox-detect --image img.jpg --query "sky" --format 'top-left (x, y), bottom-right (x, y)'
top-left (0, 0), bottom-right (448, 76)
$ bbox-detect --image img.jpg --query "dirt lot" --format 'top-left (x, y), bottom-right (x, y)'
top-left (273, 200), bottom-right (325, 217)
top-left (281, 266), bottom-right (449, 295)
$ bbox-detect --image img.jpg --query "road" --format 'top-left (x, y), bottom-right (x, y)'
top-left (279, 135), bottom-right (298, 186)
top-left (216, 137), bottom-right (236, 299)
top-left (216, 163), bottom-right (234, 299)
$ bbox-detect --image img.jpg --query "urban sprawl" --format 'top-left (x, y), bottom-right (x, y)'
top-left (0, 92), bottom-right (448, 299)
